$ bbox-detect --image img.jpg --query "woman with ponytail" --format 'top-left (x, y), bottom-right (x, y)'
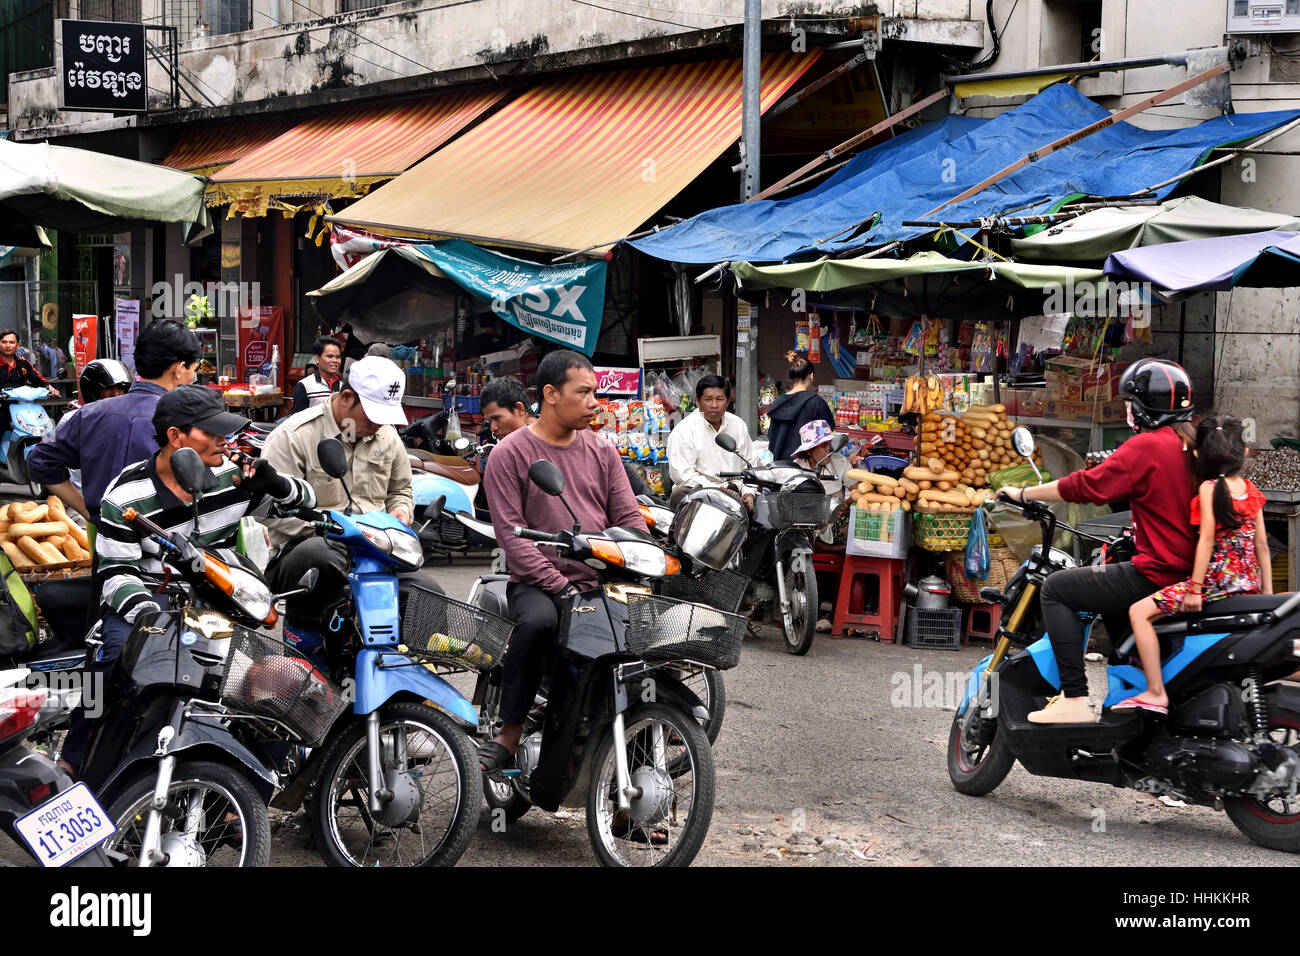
top-left (1119, 414), bottom-right (1270, 714)
top-left (765, 352), bottom-right (835, 462)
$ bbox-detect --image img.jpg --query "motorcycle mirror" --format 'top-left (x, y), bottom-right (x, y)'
top-left (1011, 426), bottom-right (1037, 459)
top-left (427, 494), bottom-right (446, 521)
top-left (528, 460), bottom-right (566, 497)
top-left (170, 448), bottom-right (210, 499)
top-left (830, 433), bottom-right (848, 453)
top-left (316, 438), bottom-right (348, 479)
top-left (715, 433), bottom-right (738, 454)
top-left (454, 436), bottom-right (471, 455)
top-left (274, 568), bottom-right (320, 604)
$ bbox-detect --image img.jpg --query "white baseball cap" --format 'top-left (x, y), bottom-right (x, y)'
top-left (346, 355), bottom-right (407, 425)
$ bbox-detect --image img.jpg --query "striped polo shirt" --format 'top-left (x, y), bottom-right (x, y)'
top-left (97, 454), bottom-right (315, 620)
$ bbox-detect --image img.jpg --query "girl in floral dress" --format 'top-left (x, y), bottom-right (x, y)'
top-left (1117, 415), bottom-right (1271, 714)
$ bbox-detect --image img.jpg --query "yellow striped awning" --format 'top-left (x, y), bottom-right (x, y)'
top-left (330, 52), bottom-right (822, 254)
top-left (209, 87), bottom-right (509, 216)
top-left (160, 118), bottom-right (296, 178)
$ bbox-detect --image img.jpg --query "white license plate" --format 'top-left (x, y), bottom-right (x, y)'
top-left (15, 782), bottom-right (116, 867)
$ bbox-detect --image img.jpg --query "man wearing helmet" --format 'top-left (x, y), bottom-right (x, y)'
top-left (1001, 359), bottom-right (1199, 724)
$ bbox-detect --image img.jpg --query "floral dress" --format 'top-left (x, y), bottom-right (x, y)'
top-left (1152, 479), bottom-right (1267, 615)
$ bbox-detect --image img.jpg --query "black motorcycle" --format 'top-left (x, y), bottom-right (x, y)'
top-left (948, 427), bottom-right (1300, 852)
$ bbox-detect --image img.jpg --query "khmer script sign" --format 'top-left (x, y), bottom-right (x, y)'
top-left (57, 20), bottom-right (147, 112)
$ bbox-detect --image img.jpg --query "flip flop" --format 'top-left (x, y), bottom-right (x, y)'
top-left (612, 814), bottom-right (668, 846)
top-left (1111, 696), bottom-right (1168, 715)
top-left (478, 740), bottom-right (515, 774)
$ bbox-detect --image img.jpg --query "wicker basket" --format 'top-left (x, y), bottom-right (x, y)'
top-left (944, 546), bottom-right (1022, 603)
top-left (913, 510), bottom-right (975, 552)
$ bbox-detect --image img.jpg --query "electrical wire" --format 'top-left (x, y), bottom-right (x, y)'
top-left (566, 0), bottom-right (731, 30)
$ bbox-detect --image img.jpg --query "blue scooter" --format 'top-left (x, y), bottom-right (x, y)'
top-left (1, 385), bottom-right (54, 494)
top-left (261, 437), bottom-right (483, 867)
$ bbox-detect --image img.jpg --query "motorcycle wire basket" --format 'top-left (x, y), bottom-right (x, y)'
top-left (221, 628), bottom-right (349, 746)
top-left (767, 490), bottom-right (833, 529)
top-left (655, 568), bottom-right (749, 614)
top-left (400, 585), bottom-right (512, 673)
top-left (624, 593), bottom-right (745, 670)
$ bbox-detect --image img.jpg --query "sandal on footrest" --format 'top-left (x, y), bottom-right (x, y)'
top-left (478, 741), bottom-right (515, 774)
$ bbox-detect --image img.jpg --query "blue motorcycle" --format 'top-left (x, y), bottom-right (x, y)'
top-left (1, 385), bottom-right (55, 495)
top-left (402, 410), bottom-right (494, 558)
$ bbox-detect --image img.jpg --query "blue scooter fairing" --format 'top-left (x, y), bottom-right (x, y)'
top-left (353, 648), bottom-right (479, 728)
top-left (411, 471), bottom-right (475, 514)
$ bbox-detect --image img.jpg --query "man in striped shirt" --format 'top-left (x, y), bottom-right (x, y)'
top-left (59, 385), bottom-right (314, 775)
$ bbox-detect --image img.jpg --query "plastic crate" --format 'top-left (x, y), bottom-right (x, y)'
top-left (906, 606), bottom-right (964, 651)
top-left (846, 506), bottom-right (909, 558)
top-left (453, 395), bottom-right (481, 415)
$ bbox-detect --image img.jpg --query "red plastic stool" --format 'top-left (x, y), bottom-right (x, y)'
top-left (965, 603), bottom-right (1003, 645)
top-left (832, 555), bottom-right (907, 642)
top-left (811, 552), bottom-right (844, 630)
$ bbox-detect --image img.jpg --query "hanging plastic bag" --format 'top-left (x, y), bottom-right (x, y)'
top-left (965, 506), bottom-right (990, 580)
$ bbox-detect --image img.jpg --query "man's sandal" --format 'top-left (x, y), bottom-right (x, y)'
top-left (612, 814), bottom-right (668, 845)
top-left (477, 741), bottom-right (515, 774)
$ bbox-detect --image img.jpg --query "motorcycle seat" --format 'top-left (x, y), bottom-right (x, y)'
top-left (408, 448), bottom-right (437, 462)
top-left (420, 460), bottom-right (481, 485)
top-left (1163, 592), bottom-right (1293, 623)
top-left (247, 422), bottom-right (276, 434)
top-left (33, 577), bottom-right (96, 646)
top-left (477, 579), bottom-right (511, 621)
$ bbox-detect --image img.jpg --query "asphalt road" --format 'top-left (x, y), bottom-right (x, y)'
top-left (5, 553), bottom-right (1299, 868)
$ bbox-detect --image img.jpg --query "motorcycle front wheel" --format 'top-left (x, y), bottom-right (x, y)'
top-left (105, 760), bottom-right (271, 867)
top-left (780, 551), bottom-right (817, 656)
top-left (947, 708), bottom-right (1015, 796)
top-left (665, 666), bottom-right (725, 744)
top-left (311, 702), bottom-right (481, 867)
top-left (586, 702), bottom-right (715, 867)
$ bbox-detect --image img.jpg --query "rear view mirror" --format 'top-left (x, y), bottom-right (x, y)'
top-left (454, 436), bottom-right (471, 455)
top-left (830, 433), bottom-right (848, 453)
top-left (528, 460), bottom-right (566, 497)
top-left (171, 448), bottom-right (210, 498)
top-left (715, 433), bottom-right (738, 454)
top-left (1011, 427), bottom-right (1036, 459)
top-left (297, 569), bottom-right (319, 591)
top-left (317, 438), bottom-right (348, 479)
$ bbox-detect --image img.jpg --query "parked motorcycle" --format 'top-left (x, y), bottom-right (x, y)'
top-left (715, 431), bottom-right (844, 655)
top-left (1, 667), bottom-right (113, 867)
top-left (1, 385), bottom-right (55, 495)
top-left (463, 460), bottom-right (746, 866)
top-left (402, 408), bottom-right (493, 557)
top-left (948, 427), bottom-right (1300, 852)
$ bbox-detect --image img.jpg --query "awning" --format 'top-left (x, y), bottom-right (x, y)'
top-left (1104, 230), bottom-right (1300, 293)
top-left (308, 241), bottom-right (609, 354)
top-left (0, 139), bottom-right (211, 244)
top-left (629, 83), bottom-right (1300, 265)
top-left (160, 117), bottom-right (296, 177)
top-left (329, 52), bottom-right (822, 254)
top-left (210, 87), bottom-right (509, 216)
top-left (1012, 196), bottom-right (1300, 262)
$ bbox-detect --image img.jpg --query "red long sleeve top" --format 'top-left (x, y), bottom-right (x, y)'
top-left (1057, 426), bottom-right (1198, 587)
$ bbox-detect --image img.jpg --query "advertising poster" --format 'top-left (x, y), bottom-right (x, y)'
top-left (114, 299), bottom-right (139, 374)
top-left (237, 305), bottom-right (284, 391)
top-left (71, 314), bottom-right (98, 375)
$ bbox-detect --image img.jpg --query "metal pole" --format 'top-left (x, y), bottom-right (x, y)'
top-left (736, 0), bottom-right (761, 434)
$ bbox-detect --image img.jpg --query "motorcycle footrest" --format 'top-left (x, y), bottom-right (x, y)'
top-left (500, 768), bottom-right (522, 778)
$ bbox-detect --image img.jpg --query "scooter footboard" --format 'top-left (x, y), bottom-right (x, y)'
top-left (355, 649), bottom-right (478, 728)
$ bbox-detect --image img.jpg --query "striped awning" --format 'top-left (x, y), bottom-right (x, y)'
top-left (329, 52), bottom-right (822, 254)
top-left (209, 87), bottom-right (508, 216)
top-left (160, 118), bottom-right (295, 177)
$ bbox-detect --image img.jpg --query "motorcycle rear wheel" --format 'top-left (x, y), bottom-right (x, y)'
top-left (311, 703), bottom-right (480, 867)
top-left (104, 760), bottom-right (271, 867)
top-left (586, 702), bottom-right (714, 867)
top-left (947, 708), bottom-right (1015, 796)
top-left (1224, 705), bottom-right (1300, 852)
top-left (482, 775), bottom-right (533, 824)
top-left (781, 552), bottom-right (817, 656)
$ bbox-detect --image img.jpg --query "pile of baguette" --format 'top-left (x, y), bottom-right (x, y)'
top-left (0, 498), bottom-right (91, 569)
top-left (846, 464), bottom-right (995, 514)
top-left (917, 404), bottom-right (1042, 488)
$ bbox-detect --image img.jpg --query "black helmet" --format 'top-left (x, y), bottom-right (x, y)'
top-left (79, 358), bottom-right (132, 404)
top-left (1118, 358), bottom-right (1194, 430)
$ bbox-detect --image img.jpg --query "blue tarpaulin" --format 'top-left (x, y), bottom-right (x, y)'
top-left (629, 84), bottom-right (1300, 265)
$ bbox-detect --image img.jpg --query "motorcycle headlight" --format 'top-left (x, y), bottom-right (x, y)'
top-left (227, 566), bottom-right (275, 624)
top-left (588, 539), bottom-right (680, 578)
top-left (360, 525), bottom-right (425, 571)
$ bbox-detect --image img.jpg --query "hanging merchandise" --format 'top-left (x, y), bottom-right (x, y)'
top-left (935, 323), bottom-right (952, 374)
top-left (826, 321), bottom-right (840, 361)
top-left (964, 506), bottom-right (991, 580)
top-left (795, 317), bottom-right (810, 354)
top-left (1124, 311), bottom-right (1152, 345)
top-left (809, 313), bottom-right (821, 364)
top-left (902, 319), bottom-right (923, 356)
top-left (971, 322), bottom-right (994, 373)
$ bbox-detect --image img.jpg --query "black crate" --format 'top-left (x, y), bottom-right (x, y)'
top-left (906, 606), bottom-right (964, 651)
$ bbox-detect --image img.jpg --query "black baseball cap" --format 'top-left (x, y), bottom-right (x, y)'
top-left (153, 385), bottom-right (249, 439)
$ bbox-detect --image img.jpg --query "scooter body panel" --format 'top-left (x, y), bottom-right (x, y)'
top-left (352, 647), bottom-right (478, 728)
top-left (411, 471), bottom-right (475, 514)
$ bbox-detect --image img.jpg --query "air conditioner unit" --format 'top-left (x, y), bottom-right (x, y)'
top-left (1227, 0), bottom-right (1300, 32)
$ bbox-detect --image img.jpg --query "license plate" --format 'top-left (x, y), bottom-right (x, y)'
top-left (15, 782), bottom-right (116, 867)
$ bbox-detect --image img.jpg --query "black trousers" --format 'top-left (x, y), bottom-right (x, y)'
top-left (500, 582), bottom-right (565, 725)
top-left (1039, 562), bottom-right (1157, 697)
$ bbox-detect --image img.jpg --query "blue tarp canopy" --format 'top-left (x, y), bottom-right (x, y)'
top-left (629, 84), bottom-right (1300, 265)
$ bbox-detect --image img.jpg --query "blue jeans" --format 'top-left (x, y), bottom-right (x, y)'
top-left (60, 611), bottom-right (134, 770)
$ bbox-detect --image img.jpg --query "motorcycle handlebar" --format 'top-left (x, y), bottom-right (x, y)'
top-left (512, 527), bottom-right (565, 544)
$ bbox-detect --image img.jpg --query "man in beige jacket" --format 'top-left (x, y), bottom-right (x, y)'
top-left (261, 355), bottom-right (415, 627)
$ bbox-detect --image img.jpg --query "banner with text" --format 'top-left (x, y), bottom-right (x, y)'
top-left (71, 314), bottom-right (98, 376)
top-left (114, 299), bottom-right (139, 374)
top-left (237, 306), bottom-right (285, 391)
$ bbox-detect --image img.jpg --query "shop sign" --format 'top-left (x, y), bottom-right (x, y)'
top-left (594, 366), bottom-right (640, 396)
top-left (56, 20), bottom-right (147, 113)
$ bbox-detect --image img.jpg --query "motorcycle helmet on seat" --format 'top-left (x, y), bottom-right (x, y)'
top-left (78, 358), bottom-right (133, 404)
top-left (670, 487), bottom-right (748, 571)
top-left (1118, 358), bottom-right (1194, 430)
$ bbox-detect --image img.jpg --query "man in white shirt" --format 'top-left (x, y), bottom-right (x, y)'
top-left (666, 374), bottom-right (755, 507)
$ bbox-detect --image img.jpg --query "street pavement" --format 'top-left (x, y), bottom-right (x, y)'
top-left (5, 553), bottom-right (1298, 867)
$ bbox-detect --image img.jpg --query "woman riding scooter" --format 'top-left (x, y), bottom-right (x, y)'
top-left (1000, 359), bottom-right (1199, 724)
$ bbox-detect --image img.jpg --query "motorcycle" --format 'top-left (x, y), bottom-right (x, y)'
top-left (947, 427), bottom-right (1300, 852)
top-left (250, 437), bottom-right (483, 867)
top-left (464, 460), bottom-right (746, 866)
top-left (1, 667), bottom-right (113, 867)
top-left (402, 407), bottom-right (493, 557)
top-left (1, 385), bottom-right (55, 495)
top-left (715, 431), bottom-right (846, 655)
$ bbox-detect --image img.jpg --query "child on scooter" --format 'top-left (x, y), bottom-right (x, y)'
top-left (1117, 414), bottom-right (1270, 715)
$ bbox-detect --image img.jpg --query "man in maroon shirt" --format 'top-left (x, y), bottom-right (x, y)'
top-left (480, 349), bottom-right (644, 770)
top-left (1001, 360), bottom-right (1198, 724)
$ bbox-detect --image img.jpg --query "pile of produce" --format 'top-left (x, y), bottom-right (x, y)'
top-left (1249, 449), bottom-right (1300, 492)
top-left (0, 498), bottom-right (91, 568)
top-left (901, 374), bottom-right (946, 415)
top-left (917, 404), bottom-right (1043, 488)
top-left (846, 463), bottom-right (995, 513)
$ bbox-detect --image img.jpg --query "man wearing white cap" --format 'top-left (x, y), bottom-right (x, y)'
top-left (261, 355), bottom-right (415, 627)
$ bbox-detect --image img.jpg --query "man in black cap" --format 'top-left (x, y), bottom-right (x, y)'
top-left (58, 385), bottom-right (315, 776)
